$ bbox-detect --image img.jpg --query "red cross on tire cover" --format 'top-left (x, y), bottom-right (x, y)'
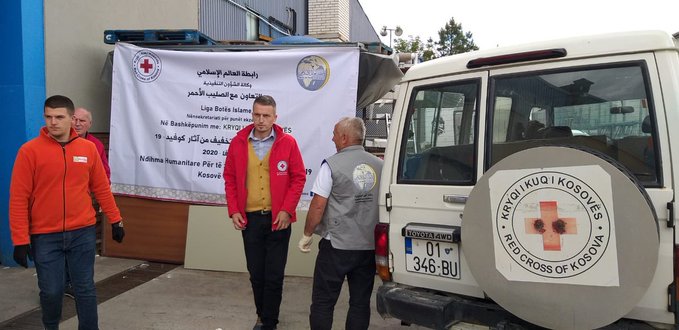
top-left (463, 146), bottom-right (659, 329)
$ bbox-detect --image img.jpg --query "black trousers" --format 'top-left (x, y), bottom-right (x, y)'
top-left (242, 212), bottom-right (291, 330)
top-left (310, 238), bottom-right (376, 330)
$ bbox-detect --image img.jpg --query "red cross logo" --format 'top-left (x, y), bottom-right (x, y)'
top-left (139, 58), bottom-right (154, 73)
top-left (132, 50), bottom-right (161, 82)
top-left (525, 201), bottom-right (577, 251)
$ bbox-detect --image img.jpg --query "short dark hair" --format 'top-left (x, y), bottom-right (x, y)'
top-left (44, 95), bottom-right (75, 115)
top-left (253, 95), bottom-right (276, 111)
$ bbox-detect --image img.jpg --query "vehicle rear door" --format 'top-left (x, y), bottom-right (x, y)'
top-left (384, 72), bottom-right (488, 298)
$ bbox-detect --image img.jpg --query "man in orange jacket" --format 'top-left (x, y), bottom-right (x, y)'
top-left (9, 95), bottom-right (125, 330)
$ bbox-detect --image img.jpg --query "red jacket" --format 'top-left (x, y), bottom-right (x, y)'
top-left (224, 124), bottom-right (306, 226)
top-left (85, 133), bottom-right (111, 180)
top-left (9, 127), bottom-right (122, 245)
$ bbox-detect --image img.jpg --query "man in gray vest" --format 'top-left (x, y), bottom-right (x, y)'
top-left (298, 117), bottom-right (383, 330)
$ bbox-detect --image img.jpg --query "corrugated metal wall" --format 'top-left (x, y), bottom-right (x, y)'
top-left (200, 0), bottom-right (307, 41)
top-left (350, 0), bottom-right (380, 42)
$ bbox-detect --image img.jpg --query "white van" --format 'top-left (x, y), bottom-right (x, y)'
top-left (375, 30), bottom-right (679, 329)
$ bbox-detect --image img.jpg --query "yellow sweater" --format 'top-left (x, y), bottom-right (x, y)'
top-left (245, 141), bottom-right (272, 212)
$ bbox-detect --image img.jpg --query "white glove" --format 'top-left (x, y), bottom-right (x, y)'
top-left (298, 234), bottom-right (313, 253)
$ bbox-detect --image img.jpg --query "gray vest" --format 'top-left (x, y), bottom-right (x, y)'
top-left (315, 145), bottom-right (383, 250)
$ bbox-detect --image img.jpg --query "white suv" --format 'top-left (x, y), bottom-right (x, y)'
top-left (375, 30), bottom-right (679, 329)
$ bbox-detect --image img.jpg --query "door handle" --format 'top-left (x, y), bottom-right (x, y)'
top-left (443, 194), bottom-right (467, 204)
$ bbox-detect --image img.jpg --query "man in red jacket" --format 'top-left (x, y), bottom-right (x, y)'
top-left (9, 95), bottom-right (125, 330)
top-left (224, 95), bottom-right (306, 330)
top-left (73, 107), bottom-right (111, 180)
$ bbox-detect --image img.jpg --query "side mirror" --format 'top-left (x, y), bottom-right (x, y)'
top-left (610, 106), bottom-right (634, 114)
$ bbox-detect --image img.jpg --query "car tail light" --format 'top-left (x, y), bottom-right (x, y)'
top-left (375, 223), bottom-right (392, 281)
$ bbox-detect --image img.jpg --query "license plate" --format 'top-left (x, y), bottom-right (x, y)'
top-left (405, 237), bottom-right (460, 279)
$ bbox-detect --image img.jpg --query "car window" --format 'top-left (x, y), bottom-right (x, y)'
top-left (398, 80), bottom-right (479, 184)
top-left (488, 63), bottom-right (659, 186)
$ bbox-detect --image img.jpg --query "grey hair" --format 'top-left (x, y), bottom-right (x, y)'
top-left (336, 117), bottom-right (365, 144)
top-left (75, 107), bottom-right (93, 122)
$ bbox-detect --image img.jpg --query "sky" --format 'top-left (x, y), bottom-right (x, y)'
top-left (359, 0), bottom-right (679, 50)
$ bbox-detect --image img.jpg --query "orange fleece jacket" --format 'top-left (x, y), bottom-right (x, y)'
top-left (9, 127), bottom-right (122, 245)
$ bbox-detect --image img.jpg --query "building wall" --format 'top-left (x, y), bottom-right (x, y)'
top-left (44, 0), bottom-right (379, 133)
top-left (309, 0), bottom-right (378, 43)
top-left (43, 0), bottom-right (379, 132)
top-left (308, 0), bottom-right (335, 36)
top-left (44, 0), bottom-right (200, 132)
top-left (0, 0), bottom-right (46, 266)
top-left (200, 0), bottom-right (307, 41)
top-left (338, 0), bottom-right (350, 41)
top-left (308, 0), bottom-right (350, 41)
top-left (350, 0), bottom-right (380, 42)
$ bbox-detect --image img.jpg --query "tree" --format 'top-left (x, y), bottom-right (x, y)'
top-left (393, 36), bottom-right (423, 55)
top-left (393, 36), bottom-right (438, 62)
top-left (422, 37), bottom-right (436, 61)
top-left (436, 17), bottom-right (478, 57)
top-left (389, 17), bottom-right (477, 62)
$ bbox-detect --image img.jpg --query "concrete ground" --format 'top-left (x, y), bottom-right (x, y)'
top-left (0, 256), bottom-right (140, 324)
top-left (0, 256), bottom-right (485, 330)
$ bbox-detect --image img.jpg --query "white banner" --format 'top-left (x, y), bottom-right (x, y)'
top-left (110, 43), bottom-right (358, 204)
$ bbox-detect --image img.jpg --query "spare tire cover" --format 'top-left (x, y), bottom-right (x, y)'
top-left (463, 146), bottom-right (659, 329)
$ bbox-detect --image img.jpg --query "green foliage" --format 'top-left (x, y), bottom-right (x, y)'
top-left (393, 36), bottom-right (423, 54)
top-left (388, 17), bottom-right (477, 62)
top-left (423, 37), bottom-right (436, 61)
top-left (392, 35), bottom-right (438, 62)
top-left (436, 17), bottom-right (478, 57)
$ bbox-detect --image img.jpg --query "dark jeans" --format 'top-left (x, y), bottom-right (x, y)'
top-left (242, 212), bottom-right (291, 330)
top-left (31, 225), bottom-right (98, 330)
top-left (66, 196), bottom-right (101, 289)
top-left (310, 238), bottom-right (376, 330)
